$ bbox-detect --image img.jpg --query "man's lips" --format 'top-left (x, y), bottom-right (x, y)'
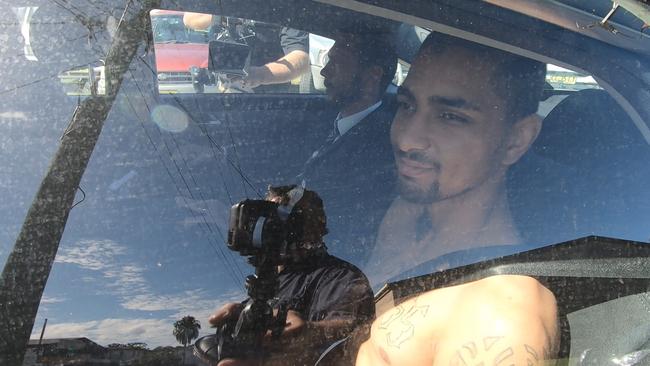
top-left (396, 157), bottom-right (435, 178)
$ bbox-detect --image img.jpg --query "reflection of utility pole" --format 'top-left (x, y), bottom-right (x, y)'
top-left (37, 319), bottom-right (47, 363)
top-left (38, 319), bottom-right (47, 345)
top-left (0, 1), bottom-right (159, 365)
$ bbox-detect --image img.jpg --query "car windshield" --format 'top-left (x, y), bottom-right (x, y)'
top-left (2, 1), bottom-right (649, 365)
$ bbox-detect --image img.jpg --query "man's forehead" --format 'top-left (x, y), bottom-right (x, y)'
top-left (417, 44), bottom-right (500, 74)
top-left (402, 46), bottom-right (503, 107)
top-left (332, 40), bottom-right (359, 56)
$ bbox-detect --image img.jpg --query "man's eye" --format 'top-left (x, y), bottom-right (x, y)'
top-left (397, 101), bottom-right (414, 113)
top-left (440, 112), bottom-right (469, 124)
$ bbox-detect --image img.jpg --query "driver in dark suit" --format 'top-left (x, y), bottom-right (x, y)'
top-left (298, 28), bottom-right (398, 264)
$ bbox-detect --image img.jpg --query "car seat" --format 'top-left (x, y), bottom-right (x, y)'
top-left (508, 88), bottom-right (650, 246)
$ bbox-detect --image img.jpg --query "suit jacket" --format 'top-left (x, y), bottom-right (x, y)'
top-left (298, 100), bottom-right (397, 265)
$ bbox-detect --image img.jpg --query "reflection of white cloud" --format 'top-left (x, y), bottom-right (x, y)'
top-left (122, 289), bottom-right (244, 321)
top-left (54, 238), bottom-right (245, 326)
top-left (104, 265), bottom-right (149, 295)
top-left (56, 240), bottom-right (126, 271)
top-left (0, 111), bottom-right (28, 120)
top-left (175, 197), bottom-right (230, 233)
top-left (56, 240), bottom-right (148, 297)
top-left (31, 318), bottom-right (174, 347)
top-left (41, 296), bottom-right (65, 304)
top-left (30, 290), bottom-right (245, 347)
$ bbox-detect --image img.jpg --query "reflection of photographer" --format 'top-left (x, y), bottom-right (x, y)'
top-left (195, 185), bottom-right (374, 366)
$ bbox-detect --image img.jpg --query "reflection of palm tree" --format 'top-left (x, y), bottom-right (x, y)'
top-left (173, 316), bottom-right (201, 364)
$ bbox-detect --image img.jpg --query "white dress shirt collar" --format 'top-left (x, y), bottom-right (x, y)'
top-left (335, 100), bottom-right (382, 137)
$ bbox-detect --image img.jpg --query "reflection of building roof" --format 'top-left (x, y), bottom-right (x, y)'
top-left (28, 337), bottom-right (103, 348)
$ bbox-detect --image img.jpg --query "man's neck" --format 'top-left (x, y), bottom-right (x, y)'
top-left (424, 177), bottom-right (519, 253)
top-left (339, 94), bottom-right (381, 118)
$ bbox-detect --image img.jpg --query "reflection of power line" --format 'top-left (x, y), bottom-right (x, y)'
top-left (125, 93), bottom-right (244, 290)
top-left (133, 55), bottom-right (263, 200)
top-left (125, 71), bottom-right (246, 287)
top-left (128, 66), bottom-right (241, 220)
top-left (132, 56), bottom-right (251, 205)
top-left (224, 111), bottom-right (250, 198)
top-left (138, 52), bottom-right (247, 200)
top-left (170, 97), bottom-right (264, 199)
top-left (167, 132), bottom-right (247, 281)
top-left (187, 98), bottom-right (238, 205)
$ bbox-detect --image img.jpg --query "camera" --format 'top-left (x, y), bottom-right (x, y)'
top-left (227, 199), bottom-right (286, 258)
top-left (228, 185), bottom-right (318, 261)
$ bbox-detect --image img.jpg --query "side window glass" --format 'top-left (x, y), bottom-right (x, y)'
top-left (545, 64), bottom-right (600, 91)
top-left (537, 64), bottom-right (601, 117)
top-left (149, 10), bottom-right (321, 94)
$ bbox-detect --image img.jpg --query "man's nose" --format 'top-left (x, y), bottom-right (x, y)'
top-left (320, 61), bottom-right (330, 78)
top-left (391, 114), bottom-right (431, 152)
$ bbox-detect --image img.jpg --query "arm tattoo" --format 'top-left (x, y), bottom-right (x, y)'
top-left (378, 303), bottom-right (430, 349)
top-left (449, 336), bottom-right (547, 366)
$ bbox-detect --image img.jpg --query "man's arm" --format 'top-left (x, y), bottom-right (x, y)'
top-left (182, 12), bottom-right (213, 31)
top-left (244, 50), bottom-right (309, 87)
top-left (357, 275), bottom-right (559, 366)
top-left (244, 28), bottom-right (309, 88)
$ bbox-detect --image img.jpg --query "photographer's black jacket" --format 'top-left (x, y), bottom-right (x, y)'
top-left (275, 253), bottom-right (374, 323)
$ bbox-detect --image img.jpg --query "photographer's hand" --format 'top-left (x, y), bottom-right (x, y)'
top-left (208, 307), bottom-right (308, 366)
top-left (210, 303), bottom-right (261, 366)
top-left (209, 302), bottom-right (244, 328)
top-left (208, 305), bottom-right (349, 366)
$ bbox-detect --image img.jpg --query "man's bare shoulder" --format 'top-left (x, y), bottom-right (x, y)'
top-left (456, 275), bottom-right (556, 308)
top-left (434, 275), bottom-right (559, 365)
top-left (357, 275), bottom-right (558, 366)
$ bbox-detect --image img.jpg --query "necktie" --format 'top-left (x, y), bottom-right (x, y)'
top-left (298, 119), bottom-right (341, 186)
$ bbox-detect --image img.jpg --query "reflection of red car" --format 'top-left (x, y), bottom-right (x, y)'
top-left (151, 10), bottom-right (210, 93)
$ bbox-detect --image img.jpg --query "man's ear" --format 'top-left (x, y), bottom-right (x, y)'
top-left (502, 114), bottom-right (542, 166)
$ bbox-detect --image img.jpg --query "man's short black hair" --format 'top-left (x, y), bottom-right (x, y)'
top-left (420, 32), bottom-right (546, 122)
top-left (336, 27), bottom-right (398, 92)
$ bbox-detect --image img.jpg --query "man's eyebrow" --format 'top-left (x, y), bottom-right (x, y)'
top-left (429, 96), bottom-right (481, 111)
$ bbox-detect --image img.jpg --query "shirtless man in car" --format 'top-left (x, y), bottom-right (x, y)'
top-left (357, 32), bottom-right (559, 365)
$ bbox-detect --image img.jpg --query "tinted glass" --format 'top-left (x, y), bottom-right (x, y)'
top-left (2, 1), bottom-right (649, 365)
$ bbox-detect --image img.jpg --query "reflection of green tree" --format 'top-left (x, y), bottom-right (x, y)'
top-left (107, 342), bottom-right (148, 350)
top-left (173, 316), bottom-right (201, 364)
top-left (131, 347), bottom-right (182, 366)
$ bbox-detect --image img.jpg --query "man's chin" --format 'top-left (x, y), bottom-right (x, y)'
top-left (398, 177), bottom-right (439, 204)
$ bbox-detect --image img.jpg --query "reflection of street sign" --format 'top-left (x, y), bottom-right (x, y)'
top-left (545, 65), bottom-right (599, 91)
top-left (547, 74), bottom-right (577, 85)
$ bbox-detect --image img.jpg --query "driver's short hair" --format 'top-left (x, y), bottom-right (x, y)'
top-left (336, 27), bottom-right (398, 92)
top-left (420, 32), bottom-right (546, 123)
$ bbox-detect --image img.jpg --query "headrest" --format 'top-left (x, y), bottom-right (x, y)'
top-left (533, 89), bottom-right (646, 169)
